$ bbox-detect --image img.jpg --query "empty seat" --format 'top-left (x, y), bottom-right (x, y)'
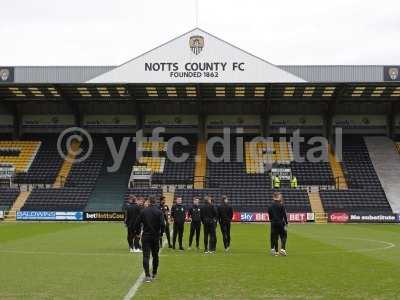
top-left (320, 189), bottom-right (391, 213)
top-left (0, 188), bottom-right (20, 210)
top-left (0, 140), bottom-right (41, 173)
top-left (15, 135), bottom-right (64, 184)
top-left (207, 139), bottom-right (271, 189)
top-left (175, 188), bottom-right (311, 213)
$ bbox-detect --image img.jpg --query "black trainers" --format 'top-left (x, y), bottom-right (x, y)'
top-left (144, 276), bottom-right (152, 283)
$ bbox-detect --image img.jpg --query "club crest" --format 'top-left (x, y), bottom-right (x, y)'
top-left (0, 69), bottom-right (10, 81)
top-left (388, 67), bottom-right (399, 80)
top-left (189, 35), bottom-right (204, 55)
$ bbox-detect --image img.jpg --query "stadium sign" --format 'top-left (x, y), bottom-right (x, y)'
top-left (87, 28), bottom-right (305, 83)
top-left (328, 212), bottom-right (349, 223)
top-left (22, 114), bottom-right (75, 127)
top-left (269, 115), bottom-right (323, 130)
top-left (206, 115), bottom-right (260, 130)
top-left (232, 212), bottom-right (314, 223)
top-left (83, 115), bottom-right (136, 127)
top-left (271, 168), bottom-right (292, 180)
top-left (0, 164), bottom-right (15, 179)
top-left (145, 115), bottom-right (198, 127)
top-left (16, 211), bottom-right (83, 221)
top-left (384, 66), bottom-right (400, 81)
top-left (332, 115), bottom-right (387, 128)
top-left (329, 212), bottom-right (398, 223)
top-left (131, 166), bottom-right (152, 178)
top-left (348, 213), bottom-right (398, 223)
top-left (83, 212), bottom-right (125, 221)
top-left (0, 67), bottom-right (14, 82)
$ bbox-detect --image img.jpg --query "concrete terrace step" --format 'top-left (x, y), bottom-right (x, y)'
top-left (85, 143), bottom-right (136, 212)
top-left (328, 144), bottom-right (348, 190)
top-left (364, 136), bottom-right (400, 213)
top-left (308, 191), bottom-right (327, 224)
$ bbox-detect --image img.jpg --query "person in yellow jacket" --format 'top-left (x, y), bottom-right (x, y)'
top-left (290, 176), bottom-right (298, 189)
top-left (273, 176), bottom-right (281, 189)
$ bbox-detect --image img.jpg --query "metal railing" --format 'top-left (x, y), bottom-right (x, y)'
top-left (193, 175), bottom-right (208, 189)
top-left (56, 175), bottom-right (66, 187)
top-left (334, 176), bottom-right (347, 190)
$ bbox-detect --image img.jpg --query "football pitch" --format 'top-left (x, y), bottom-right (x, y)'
top-left (0, 223), bottom-right (399, 300)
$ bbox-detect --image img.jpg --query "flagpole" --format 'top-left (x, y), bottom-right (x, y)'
top-left (195, 0), bottom-right (199, 27)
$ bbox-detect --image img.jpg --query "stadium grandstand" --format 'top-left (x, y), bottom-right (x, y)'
top-left (0, 28), bottom-right (400, 223)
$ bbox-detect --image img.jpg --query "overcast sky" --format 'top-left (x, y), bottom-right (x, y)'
top-left (1, 0), bottom-right (399, 66)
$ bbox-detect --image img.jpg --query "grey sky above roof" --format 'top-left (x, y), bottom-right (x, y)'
top-left (1, 0), bottom-right (399, 66)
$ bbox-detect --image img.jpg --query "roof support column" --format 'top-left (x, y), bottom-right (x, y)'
top-left (13, 103), bottom-right (22, 139)
top-left (74, 104), bottom-right (82, 128)
top-left (262, 94), bottom-right (271, 137)
top-left (324, 101), bottom-right (335, 145)
top-left (198, 113), bottom-right (206, 140)
top-left (197, 85), bottom-right (206, 140)
top-left (136, 102), bottom-right (144, 132)
top-left (1, 101), bottom-right (21, 139)
top-left (387, 102), bottom-right (395, 139)
top-left (61, 92), bottom-right (81, 127)
top-left (261, 114), bottom-right (269, 137)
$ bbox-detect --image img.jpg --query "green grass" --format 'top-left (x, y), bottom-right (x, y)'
top-left (0, 223), bottom-right (399, 300)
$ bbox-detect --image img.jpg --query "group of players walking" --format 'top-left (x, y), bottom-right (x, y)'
top-left (125, 195), bottom-right (233, 254)
top-left (125, 192), bottom-right (287, 283)
top-left (169, 195), bottom-right (233, 252)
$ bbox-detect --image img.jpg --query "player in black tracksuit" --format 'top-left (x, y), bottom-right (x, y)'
top-left (201, 196), bottom-right (218, 253)
top-left (171, 197), bottom-right (186, 250)
top-left (217, 196), bottom-right (233, 251)
top-left (124, 195), bottom-right (142, 252)
top-left (188, 197), bottom-right (202, 250)
top-left (134, 197), bottom-right (165, 282)
top-left (267, 192), bottom-right (288, 256)
top-left (158, 196), bottom-right (172, 248)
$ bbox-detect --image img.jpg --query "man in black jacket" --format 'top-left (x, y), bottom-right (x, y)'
top-left (158, 196), bottom-right (172, 248)
top-left (201, 196), bottom-right (218, 254)
top-left (171, 197), bottom-right (186, 250)
top-left (188, 197), bottom-right (202, 250)
top-left (218, 195), bottom-right (233, 251)
top-left (124, 195), bottom-right (142, 253)
top-left (267, 192), bottom-right (288, 256)
top-left (134, 196), bottom-right (165, 283)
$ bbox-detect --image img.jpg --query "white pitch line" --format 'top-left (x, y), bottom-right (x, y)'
top-left (123, 271), bottom-right (145, 300)
top-left (0, 237), bottom-right (394, 258)
top-left (123, 235), bottom-right (169, 300)
top-left (331, 237), bottom-right (396, 252)
top-left (121, 236), bottom-right (394, 300)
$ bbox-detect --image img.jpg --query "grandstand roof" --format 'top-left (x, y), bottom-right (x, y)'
top-left (0, 83), bottom-right (399, 101)
top-left (0, 28), bottom-right (399, 84)
top-left (0, 65), bottom-right (394, 83)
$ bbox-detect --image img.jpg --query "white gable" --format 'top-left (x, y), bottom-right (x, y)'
top-left (88, 28), bottom-right (305, 83)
